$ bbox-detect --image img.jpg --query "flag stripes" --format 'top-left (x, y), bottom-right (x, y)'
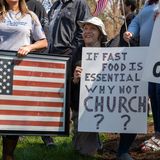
top-left (14, 59), bottom-right (65, 69)
top-left (0, 120), bottom-right (63, 127)
top-left (12, 90), bottom-right (63, 98)
top-left (13, 80), bottom-right (64, 88)
top-left (0, 105), bottom-right (63, 112)
top-left (0, 54), bottom-right (68, 133)
top-left (0, 110), bottom-right (63, 117)
top-left (93, 0), bottom-right (108, 16)
top-left (0, 100), bottom-right (63, 107)
top-left (14, 70), bottom-right (64, 79)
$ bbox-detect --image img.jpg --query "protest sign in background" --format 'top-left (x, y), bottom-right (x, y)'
top-left (0, 50), bottom-right (70, 135)
top-left (142, 4), bottom-right (160, 83)
top-left (78, 47), bottom-right (148, 133)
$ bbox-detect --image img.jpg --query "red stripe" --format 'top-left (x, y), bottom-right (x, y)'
top-left (0, 100), bottom-right (63, 107)
top-left (13, 80), bottom-right (64, 88)
top-left (0, 120), bottom-right (63, 127)
top-left (15, 60), bottom-right (65, 69)
top-left (0, 110), bottom-right (63, 117)
top-left (13, 90), bottom-right (64, 98)
top-left (14, 70), bottom-right (65, 79)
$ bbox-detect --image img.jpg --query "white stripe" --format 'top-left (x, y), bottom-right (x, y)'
top-left (0, 55), bottom-right (67, 65)
top-left (21, 57), bottom-right (67, 64)
top-left (0, 115), bottom-right (64, 121)
top-left (23, 55), bottom-right (66, 64)
top-left (0, 125), bottom-right (65, 131)
top-left (25, 55), bottom-right (69, 62)
top-left (14, 66), bottom-right (65, 73)
top-left (0, 105), bottom-right (64, 112)
top-left (0, 95), bottom-right (64, 102)
top-left (14, 76), bottom-right (65, 83)
top-left (13, 86), bottom-right (64, 92)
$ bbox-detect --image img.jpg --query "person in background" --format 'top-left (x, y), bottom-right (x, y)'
top-left (47, 0), bottom-right (91, 56)
top-left (47, 0), bottom-right (90, 147)
top-left (25, 0), bottom-right (54, 147)
top-left (71, 16), bottom-right (107, 156)
top-left (0, 0), bottom-right (48, 159)
top-left (116, 1), bottom-right (139, 160)
top-left (26, 0), bottom-right (49, 35)
top-left (37, 0), bottom-right (54, 13)
top-left (119, 0), bottom-right (138, 47)
top-left (123, 0), bottom-right (160, 153)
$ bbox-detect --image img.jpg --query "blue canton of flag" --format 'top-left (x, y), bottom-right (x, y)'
top-left (0, 59), bottom-right (13, 95)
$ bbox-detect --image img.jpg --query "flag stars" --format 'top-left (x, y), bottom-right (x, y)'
top-left (7, 68), bottom-right (11, 72)
top-left (7, 61), bottom-right (11, 65)
top-left (3, 79), bottom-right (7, 82)
top-left (2, 86), bottom-right (6, 89)
top-left (3, 72), bottom-right (7, 75)
top-left (6, 90), bottom-right (10, 93)
top-left (7, 76), bottom-right (11, 79)
top-left (0, 61), bottom-right (3, 65)
top-left (0, 59), bottom-right (13, 95)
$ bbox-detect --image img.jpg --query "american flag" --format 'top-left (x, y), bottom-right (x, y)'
top-left (93, 0), bottom-right (108, 16)
top-left (0, 52), bottom-right (70, 135)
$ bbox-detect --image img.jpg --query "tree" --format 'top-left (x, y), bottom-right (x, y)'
top-left (86, 0), bottom-right (145, 40)
top-left (86, 0), bottom-right (122, 39)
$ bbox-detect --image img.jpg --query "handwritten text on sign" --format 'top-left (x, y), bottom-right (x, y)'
top-left (78, 47), bottom-right (148, 133)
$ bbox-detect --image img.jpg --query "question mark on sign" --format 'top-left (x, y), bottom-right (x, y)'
top-left (94, 114), bottom-right (104, 129)
top-left (121, 114), bottom-right (131, 130)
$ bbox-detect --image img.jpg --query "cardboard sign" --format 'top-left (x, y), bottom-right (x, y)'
top-left (142, 3), bottom-right (160, 83)
top-left (78, 47), bottom-right (148, 133)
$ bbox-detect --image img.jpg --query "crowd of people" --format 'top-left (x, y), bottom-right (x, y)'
top-left (0, 0), bottom-right (160, 160)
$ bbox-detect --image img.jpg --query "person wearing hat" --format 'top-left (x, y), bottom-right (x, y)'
top-left (124, 0), bottom-right (160, 154)
top-left (71, 16), bottom-right (107, 156)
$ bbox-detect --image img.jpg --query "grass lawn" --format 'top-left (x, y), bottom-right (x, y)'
top-left (0, 135), bottom-right (105, 160)
top-left (0, 117), bottom-right (152, 160)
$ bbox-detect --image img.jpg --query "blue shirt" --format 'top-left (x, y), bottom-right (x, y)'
top-left (128, 3), bottom-right (159, 46)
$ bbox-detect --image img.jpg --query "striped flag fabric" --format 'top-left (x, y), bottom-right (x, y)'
top-left (93, 0), bottom-right (108, 16)
top-left (0, 51), bottom-right (70, 135)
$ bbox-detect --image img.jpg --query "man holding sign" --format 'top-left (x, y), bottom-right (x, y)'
top-left (124, 0), bottom-right (160, 152)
